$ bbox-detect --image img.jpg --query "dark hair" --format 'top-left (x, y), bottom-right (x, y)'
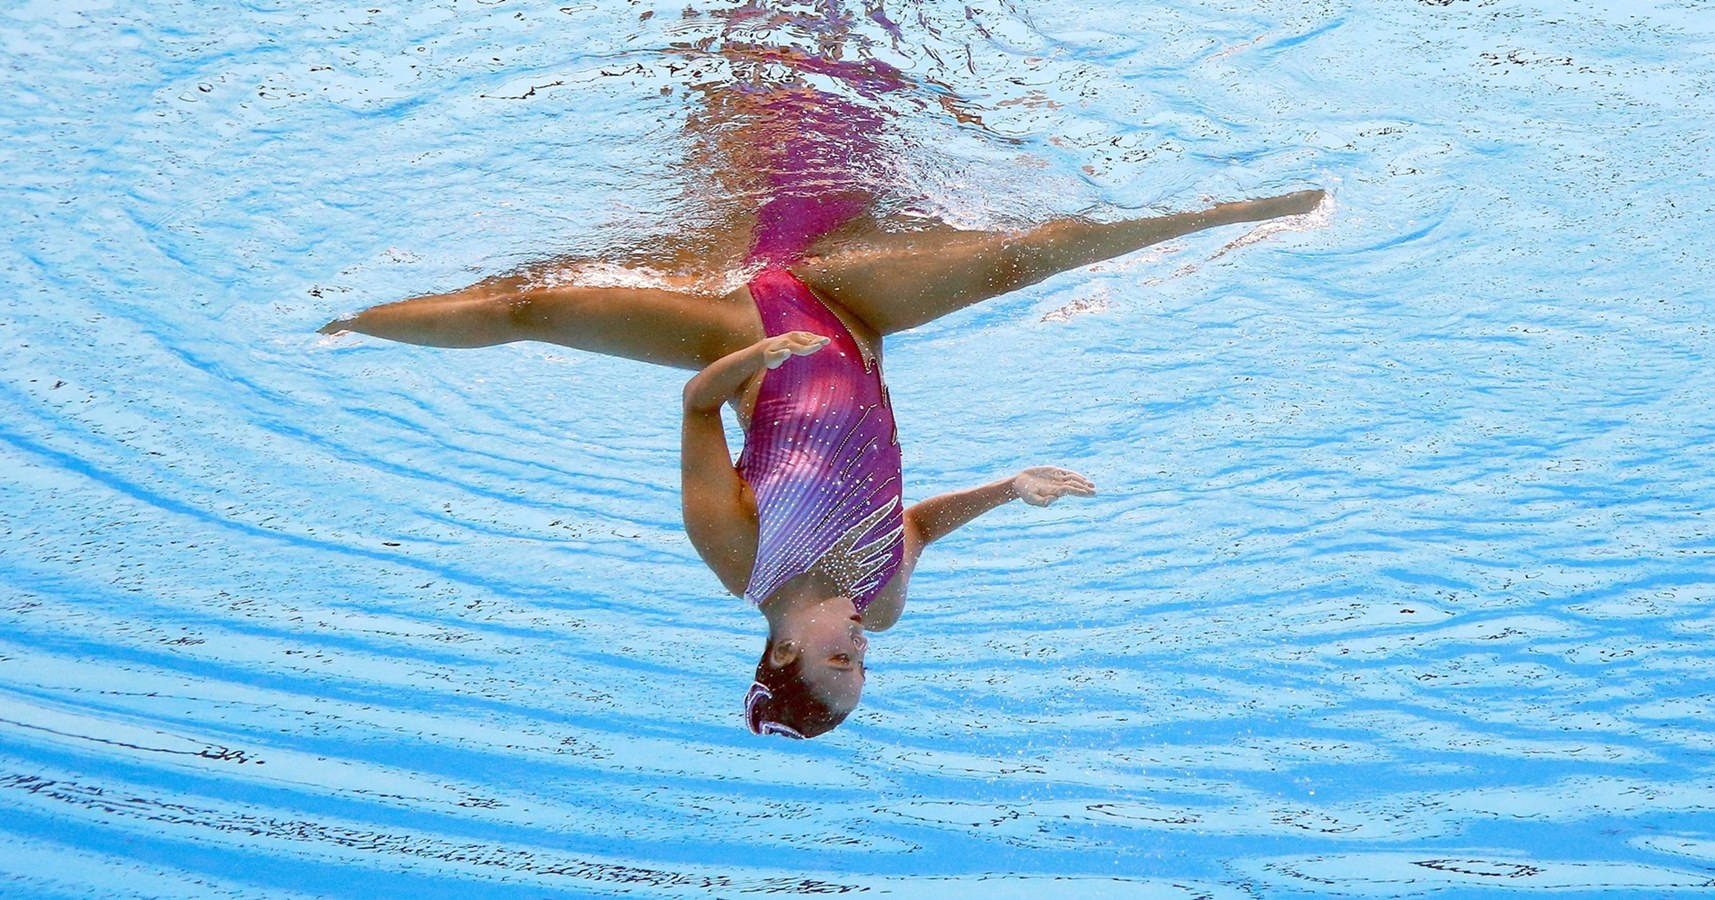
top-left (744, 637), bottom-right (852, 739)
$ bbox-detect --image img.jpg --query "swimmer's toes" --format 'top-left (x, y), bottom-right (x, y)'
top-left (1278, 189), bottom-right (1326, 215)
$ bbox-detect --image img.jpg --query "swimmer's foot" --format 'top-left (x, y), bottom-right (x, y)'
top-left (1224, 189), bottom-right (1325, 224)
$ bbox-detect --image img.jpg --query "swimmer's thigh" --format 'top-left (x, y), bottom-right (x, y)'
top-left (524, 284), bottom-right (764, 370)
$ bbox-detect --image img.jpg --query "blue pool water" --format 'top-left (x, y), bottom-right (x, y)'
top-left (5, 0), bottom-right (1715, 896)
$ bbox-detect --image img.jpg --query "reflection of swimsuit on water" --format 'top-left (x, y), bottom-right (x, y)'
top-left (737, 267), bottom-right (904, 613)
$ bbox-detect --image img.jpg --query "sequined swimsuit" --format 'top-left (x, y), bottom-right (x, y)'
top-left (728, 61), bottom-right (911, 611)
top-left (736, 268), bottom-right (904, 612)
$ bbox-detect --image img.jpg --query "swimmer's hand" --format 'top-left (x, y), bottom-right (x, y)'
top-left (1012, 466), bottom-right (1097, 507)
top-left (684, 332), bottom-right (828, 413)
top-left (904, 467), bottom-right (1095, 550)
top-left (762, 331), bottom-right (830, 369)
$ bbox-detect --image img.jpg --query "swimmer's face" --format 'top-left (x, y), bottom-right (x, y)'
top-left (776, 605), bottom-right (868, 714)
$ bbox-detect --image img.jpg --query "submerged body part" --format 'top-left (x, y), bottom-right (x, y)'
top-left (318, 41), bottom-right (1318, 737)
top-left (738, 267), bottom-right (905, 611)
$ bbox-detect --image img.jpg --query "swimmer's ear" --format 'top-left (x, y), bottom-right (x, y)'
top-left (768, 641), bottom-right (799, 667)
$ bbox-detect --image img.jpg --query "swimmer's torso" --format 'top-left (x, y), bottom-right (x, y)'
top-left (735, 268), bottom-right (905, 611)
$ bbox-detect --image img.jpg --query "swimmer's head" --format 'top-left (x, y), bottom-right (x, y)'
top-left (745, 607), bottom-right (868, 739)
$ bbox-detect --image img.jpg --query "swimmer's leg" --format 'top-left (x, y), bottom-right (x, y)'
top-left (794, 190), bottom-right (1323, 335)
top-left (318, 274), bottom-right (761, 371)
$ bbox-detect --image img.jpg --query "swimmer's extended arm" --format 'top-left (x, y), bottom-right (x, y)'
top-left (905, 467), bottom-right (1097, 547)
top-left (863, 466), bottom-right (1095, 631)
top-left (797, 190), bottom-right (1324, 335)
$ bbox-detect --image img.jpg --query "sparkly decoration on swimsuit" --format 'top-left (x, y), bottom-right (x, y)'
top-left (738, 268), bottom-right (906, 612)
top-left (744, 681), bottom-right (805, 739)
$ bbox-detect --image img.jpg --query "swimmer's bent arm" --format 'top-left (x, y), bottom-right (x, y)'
top-left (680, 343), bottom-right (768, 597)
top-left (680, 332), bottom-right (832, 595)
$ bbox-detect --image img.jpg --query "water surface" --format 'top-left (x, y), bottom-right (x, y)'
top-left (4, 0), bottom-right (1715, 895)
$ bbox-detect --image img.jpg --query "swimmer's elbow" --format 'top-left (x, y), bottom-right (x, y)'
top-left (682, 376), bottom-right (719, 414)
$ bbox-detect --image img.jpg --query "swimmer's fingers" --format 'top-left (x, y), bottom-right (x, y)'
top-left (1013, 466), bottom-right (1097, 507)
top-left (783, 331), bottom-right (831, 354)
top-left (1058, 471), bottom-right (1097, 497)
top-left (1022, 466), bottom-right (1097, 493)
top-left (761, 331), bottom-right (831, 369)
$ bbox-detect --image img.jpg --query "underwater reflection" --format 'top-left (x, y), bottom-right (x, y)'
top-left (320, 1), bottom-right (1322, 739)
top-left (600, 1), bottom-right (1006, 282)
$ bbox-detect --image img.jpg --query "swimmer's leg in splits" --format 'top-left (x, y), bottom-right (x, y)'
top-left (321, 190), bottom-right (1322, 364)
top-left (319, 270), bottom-right (763, 371)
top-left (794, 189), bottom-right (1324, 335)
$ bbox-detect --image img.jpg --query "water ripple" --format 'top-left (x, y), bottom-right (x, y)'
top-left (5, 0), bottom-right (1715, 896)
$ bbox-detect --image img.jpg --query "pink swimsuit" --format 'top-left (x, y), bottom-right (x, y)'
top-left (736, 268), bottom-right (904, 612)
top-left (732, 64), bottom-right (912, 611)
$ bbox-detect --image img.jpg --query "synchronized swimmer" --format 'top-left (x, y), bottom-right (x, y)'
top-left (320, 40), bottom-right (1324, 738)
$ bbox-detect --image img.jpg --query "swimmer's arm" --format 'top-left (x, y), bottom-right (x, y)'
top-left (679, 333), bottom-right (832, 594)
top-left (681, 382), bottom-right (758, 598)
top-left (906, 467), bottom-right (1098, 546)
top-left (904, 478), bottom-right (1022, 548)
